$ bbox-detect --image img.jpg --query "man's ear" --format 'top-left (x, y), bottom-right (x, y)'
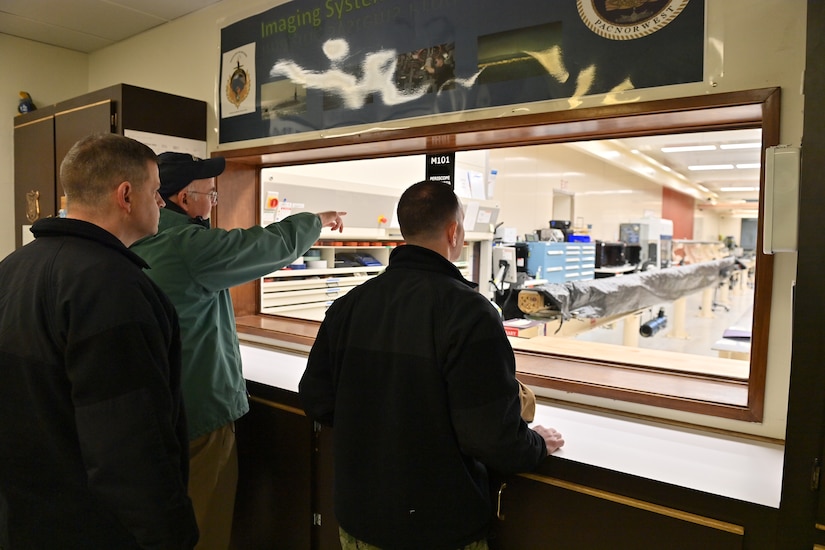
top-left (116, 181), bottom-right (131, 212)
top-left (447, 220), bottom-right (458, 247)
top-left (166, 189), bottom-right (187, 211)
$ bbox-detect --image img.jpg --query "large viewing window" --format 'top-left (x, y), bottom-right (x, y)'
top-left (218, 88), bottom-right (779, 423)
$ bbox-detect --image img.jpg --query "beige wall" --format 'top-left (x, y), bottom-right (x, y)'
top-left (491, 143), bottom-right (744, 246)
top-left (1, 0), bottom-right (807, 438)
top-left (88, 0), bottom-right (294, 151)
top-left (492, 144), bottom-right (666, 242)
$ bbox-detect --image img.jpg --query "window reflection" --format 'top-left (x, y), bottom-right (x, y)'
top-left (490, 130), bottom-right (758, 373)
top-left (259, 129), bottom-right (759, 379)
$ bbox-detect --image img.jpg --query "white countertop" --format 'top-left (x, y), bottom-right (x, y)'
top-left (242, 343), bottom-right (308, 392)
top-left (240, 342), bottom-right (784, 509)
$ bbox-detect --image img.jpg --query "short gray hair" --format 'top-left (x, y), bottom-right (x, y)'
top-left (60, 133), bottom-right (157, 207)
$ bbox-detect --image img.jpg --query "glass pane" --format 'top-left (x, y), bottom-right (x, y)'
top-left (258, 129), bottom-right (759, 380)
top-left (495, 129), bottom-right (759, 381)
top-left (258, 154), bottom-right (488, 322)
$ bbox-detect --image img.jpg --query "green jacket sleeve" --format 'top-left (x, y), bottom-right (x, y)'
top-left (176, 212), bottom-right (321, 292)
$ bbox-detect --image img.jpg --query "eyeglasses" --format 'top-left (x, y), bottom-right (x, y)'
top-left (189, 190), bottom-right (218, 202)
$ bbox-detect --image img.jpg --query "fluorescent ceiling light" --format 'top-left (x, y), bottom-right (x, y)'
top-left (688, 164), bottom-right (734, 171)
top-left (577, 189), bottom-right (635, 196)
top-left (597, 150), bottom-right (621, 159)
top-left (507, 171), bottom-right (585, 178)
top-left (735, 163), bottom-right (761, 169)
top-left (720, 186), bottom-right (759, 192)
top-left (720, 142), bottom-right (761, 150)
top-left (661, 145), bottom-right (717, 153)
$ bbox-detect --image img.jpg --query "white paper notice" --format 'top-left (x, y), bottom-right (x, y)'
top-left (463, 202), bottom-right (479, 231)
top-left (469, 170), bottom-right (486, 199)
top-left (476, 209), bottom-right (492, 224)
top-left (222, 43), bottom-right (257, 118)
top-left (454, 169), bottom-right (472, 198)
top-left (124, 130), bottom-right (206, 158)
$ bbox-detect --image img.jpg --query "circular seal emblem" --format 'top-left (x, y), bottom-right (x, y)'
top-left (577, 0), bottom-right (691, 41)
top-left (226, 53), bottom-right (251, 108)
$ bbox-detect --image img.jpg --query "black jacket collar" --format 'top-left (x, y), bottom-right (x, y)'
top-left (387, 244), bottom-right (477, 289)
top-left (31, 217), bottom-right (149, 269)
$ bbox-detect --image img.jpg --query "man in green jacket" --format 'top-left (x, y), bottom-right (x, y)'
top-left (132, 152), bottom-right (344, 550)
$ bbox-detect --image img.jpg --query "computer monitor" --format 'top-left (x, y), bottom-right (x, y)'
top-left (492, 246), bottom-right (518, 284)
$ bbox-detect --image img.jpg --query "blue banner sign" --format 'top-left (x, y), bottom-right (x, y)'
top-left (219, 0), bottom-right (703, 143)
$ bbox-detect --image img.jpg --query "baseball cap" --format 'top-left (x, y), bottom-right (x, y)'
top-left (157, 152), bottom-right (226, 198)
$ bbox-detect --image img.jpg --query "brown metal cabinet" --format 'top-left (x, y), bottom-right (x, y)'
top-left (234, 383), bottom-right (782, 550)
top-left (13, 107), bottom-right (56, 248)
top-left (313, 425), bottom-right (339, 550)
top-left (13, 84), bottom-right (206, 248)
top-left (232, 382), bottom-right (340, 550)
top-left (232, 383), bottom-right (315, 549)
top-left (488, 458), bottom-right (782, 550)
top-left (490, 474), bottom-right (744, 549)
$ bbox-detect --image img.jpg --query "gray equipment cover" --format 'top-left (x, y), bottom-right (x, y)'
top-left (527, 257), bottom-right (737, 320)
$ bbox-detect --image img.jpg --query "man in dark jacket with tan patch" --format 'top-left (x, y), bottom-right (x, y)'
top-left (300, 180), bottom-right (564, 550)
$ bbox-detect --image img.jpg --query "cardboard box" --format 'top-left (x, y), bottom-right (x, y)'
top-left (503, 319), bottom-right (546, 338)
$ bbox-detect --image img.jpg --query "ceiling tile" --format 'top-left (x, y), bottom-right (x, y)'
top-left (106, 0), bottom-right (223, 22)
top-left (0, 0), bottom-right (222, 52)
top-left (0, 11), bottom-right (113, 52)
top-left (6, 1), bottom-right (165, 41)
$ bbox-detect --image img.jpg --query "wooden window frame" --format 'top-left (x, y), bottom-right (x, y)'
top-left (219, 87), bottom-right (779, 422)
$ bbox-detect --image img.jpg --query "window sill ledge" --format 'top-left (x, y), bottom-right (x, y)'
top-left (237, 314), bottom-right (754, 421)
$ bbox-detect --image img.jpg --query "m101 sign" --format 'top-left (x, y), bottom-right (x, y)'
top-left (426, 152), bottom-right (455, 188)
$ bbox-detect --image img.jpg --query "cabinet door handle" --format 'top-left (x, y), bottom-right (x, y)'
top-left (26, 190), bottom-right (40, 222)
top-left (496, 482), bottom-right (507, 521)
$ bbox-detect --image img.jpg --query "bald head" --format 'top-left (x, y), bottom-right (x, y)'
top-left (397, 180), bottom-right (465, 261)
top-left (398, 180), bottom-right (462, 240)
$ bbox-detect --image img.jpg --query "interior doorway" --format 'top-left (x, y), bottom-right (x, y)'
top-left (740, 218), bottom-right (758, 252)
top-left (552, 188), bottom-right (574, 222)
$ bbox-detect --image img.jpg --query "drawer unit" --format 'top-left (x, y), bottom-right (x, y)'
top-left (565, 243), bottom-right (595, 282)
top-left (261, 273), bottom-right (375, 316)
top-left (578, 243), bottom-right (597, 281)
top-left (525, 241), bottom-right (595, 283)
top-left (525, 242), bottom-right (567, 282)
top-left (261, 274), bottom-right (374, 292)
top-left (261, 285), bottom-right (355, 308)
top-left (263, 301), bottom-right (335, 322)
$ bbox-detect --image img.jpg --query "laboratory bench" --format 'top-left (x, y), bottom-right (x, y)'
top-left (232, 342), bottom-right (784, 549)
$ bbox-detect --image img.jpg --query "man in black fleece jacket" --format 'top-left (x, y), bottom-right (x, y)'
top-left (300, 180), bottom-right (564, 550)
top-left (0, 134), bottom-right (197, 549)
